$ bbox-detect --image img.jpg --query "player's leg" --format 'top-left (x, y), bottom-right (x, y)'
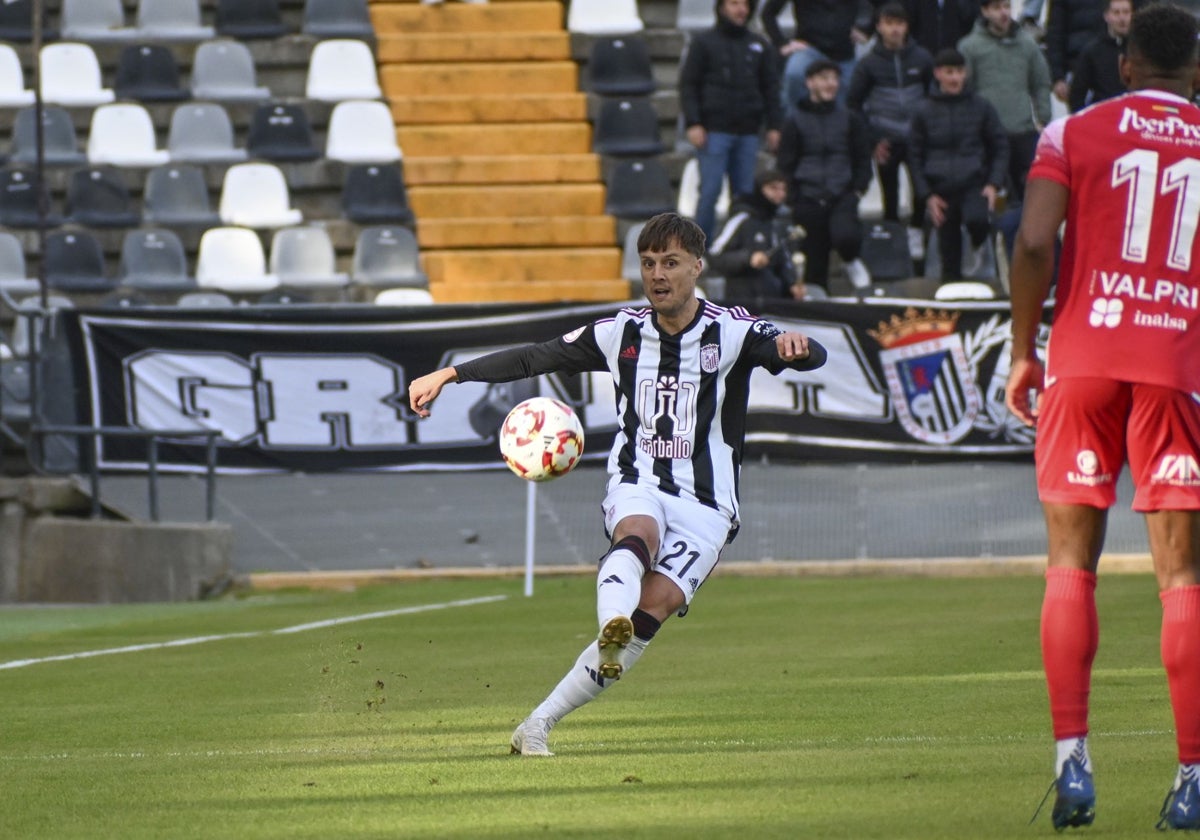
top-left (1033, 378), bottom-right (1128, 827)
top-left (1127, 384), bottom-right (1200, 828)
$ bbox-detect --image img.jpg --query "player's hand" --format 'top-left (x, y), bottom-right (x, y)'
top-left (776, 331), bottom-right (810, 362)
top-left (686, 125), bottom-right (707, 150)
top-left (408, 367), bottom-right (458, 418)
top-left (1004, 357), bottom-right (1045, 428)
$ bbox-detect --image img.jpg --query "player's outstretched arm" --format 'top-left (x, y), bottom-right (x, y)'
top-left (408, 367), bottom-right (458, 418)
top-left (775, 332), bottom-right (827, 369)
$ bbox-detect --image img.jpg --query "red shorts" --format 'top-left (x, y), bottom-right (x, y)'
top-left (1035, 378), bottom-right (1200, 511)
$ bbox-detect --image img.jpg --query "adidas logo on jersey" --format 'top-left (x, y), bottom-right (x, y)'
top-left (619, 346), bottom-right (638, 361)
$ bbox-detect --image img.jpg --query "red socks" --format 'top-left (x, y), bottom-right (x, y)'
top-left (1041, 567), bottom-right (1099, 741)
top-left (1161, 585), bottom-right (1200, 764)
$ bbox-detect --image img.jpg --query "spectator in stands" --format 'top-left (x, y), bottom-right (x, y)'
top-left (1068, 0), bottom-right (1131, 112)
top-left (679, 0), bottom-right (782, 243)
top-left (708, 169), bottom-right (803, 300)
top-left (905, 0), bottom-right (978, 54)
top-left (847, 2), bottom-right (933, 251)
top-left (959, 0), bottom-right (1051, 203)
top-left (759, 0), bottom-right (875, 112)
top-left (1045, 0), bottom-right (1147, 107)
top-left (909, 48), bottom-right (1008, 281)
top-left (776, 60), bottom-right (874, 292)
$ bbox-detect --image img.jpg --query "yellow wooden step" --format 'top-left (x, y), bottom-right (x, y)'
top-left (409, 183), bottom-right (606, 218)
top-left (380, 61), bottom-right (578, 97)
top-left (430, 279), bottom-right (631, 304)
top-left (370, 1), bottom-right (563, 35)
top-left (423, 247), bottom-right (620, 284)
top-left (418, 216), bottom-right (615, 248)
top-left (378, 31), bottom-right (570, 63)
top-left (403, 153), bottom-right (600, 185)
top-left (391, 92), bottom-right (586, 126)
top-left (398, 122), bottom-right (591, 157)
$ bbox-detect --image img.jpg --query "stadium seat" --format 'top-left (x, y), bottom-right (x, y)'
top-left (143, 164), bottom-right (220, 227)
top-left (605, 159), bottom-right (676, 219)
top-left (10, 295), bottom-right (73, 358)
top-left (934, 280), bottom-right (997, 300)
top-left (593, 97), bottom-right (664, 156)
top-left (114, 44), bottom-right (190, 102)
top-left (190, 40), bottom-right (272, 102)
top-left (167, 103), bottom-right (247, 163)
top-left (269, 227), bottom-right (349, 289)
top-left (136, 0), bottom-right (214, 41)
top-left (118, 228), bottom-right (195, 291)
top-left (305, 39), bottom-right (382, 102)
top-left (61, 0), bottom-right (136, 42)
top-left (65, 166), bottom-right (142, 228)
top-left (215, 0), bottom-right (288, 39)
top-left (218, 162), bottom-right (302, 228)
top-left (0, 44), bottom-right (34, 106)
top-left (245, 103), bottom-right (320, 163)
top-left (40, 43), bottom-right (115, 107)
top-left (341, 163), bottom-right (415, 225)
top-left (195, 226), bottom-right (279, 293)
top-left (587, 36), bottom-right (656, 96)
top-left (859, 220), bottom-right (914, 282)
top-left (177, 291), bottom-right (234, 307)
top-left (676, 0), bottom-right (714, 33)
top-left (0, 232), bottom-right (39, 297)
top-left (0, 0), bottom-right (52, 42)
top-left (351, 226), bottom-right (427, 288)
top-left (87, 104), bottom-right (170, 167)
top-left (373, 288), bottom-right (434, 306)
top-left (325, 100), bottom-right (402, 164)
top-left (257, 289), bottom-right (312, 305)
top-left (567, 0), bottom-right (644, 35)
top-left (302, 0), bottom-right (374, 40)
top-left (45, 231), bottom-right (115, 294)
top-left (620, 221), bottom-right (646, 283)
top-left (676, 157), bottom-right (730, 222)
top-left (0, 168), bottom-right (60, 228)
top-left (10, 107), bottom-right (86, 167)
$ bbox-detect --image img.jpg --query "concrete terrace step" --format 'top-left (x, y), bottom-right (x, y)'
top-left (391, 93), bottom-right (587, 125)
top-left (397, 122), bottom-right (591, 156)
top-left (417, 216), bottom-right (615, 249)
top-left (377, 31), bottom-right (570, 63)
top-left (430, 278), bottom-right (629, 304)
top-left (369, 1), bottom-right (563, 35)
top-left (409, 183), bottom-right (606, 218)
top-left (403, 153), bottom-right (601, 186)
top-left (380, 60), bottom-right (579, 96)
top-left (423, 247), bottom-right (620, 284)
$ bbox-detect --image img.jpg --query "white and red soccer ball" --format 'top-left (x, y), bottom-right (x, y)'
top-left (498, 397), bottom-right (585, 482)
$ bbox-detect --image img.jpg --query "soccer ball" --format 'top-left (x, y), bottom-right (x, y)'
top-left (498, 397), bottom-right (585, 482)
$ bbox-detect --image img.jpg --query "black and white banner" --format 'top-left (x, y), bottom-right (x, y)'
top-left (60, 298), bottom-right (1048, 473)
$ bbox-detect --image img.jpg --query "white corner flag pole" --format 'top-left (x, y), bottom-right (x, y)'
top-left (523, 480), bottom-right (537, 597)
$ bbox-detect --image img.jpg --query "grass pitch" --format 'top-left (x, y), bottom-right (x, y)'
top-left (0, 573), bottom-right (1180, 838)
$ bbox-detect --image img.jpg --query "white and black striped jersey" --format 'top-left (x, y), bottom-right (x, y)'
top-left (454, 302), bottom-right (827, 524)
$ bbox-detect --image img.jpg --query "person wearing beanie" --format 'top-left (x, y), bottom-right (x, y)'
top-left (679, 0), bottom-right (783, 242)
top-left (708, 169), bottom-right (802, 300)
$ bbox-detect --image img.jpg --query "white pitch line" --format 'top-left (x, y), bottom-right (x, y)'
top-left (0, 595), bottom-right (507, 672)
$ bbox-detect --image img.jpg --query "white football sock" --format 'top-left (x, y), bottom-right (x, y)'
top-left (1055, 736), bottom-right (1092, 776)
top-left (596, 548), bottom-right (644, 627)
top-left (529, 635), bottom-right (654, 727)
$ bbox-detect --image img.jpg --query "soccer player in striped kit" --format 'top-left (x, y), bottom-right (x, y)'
top-left (1005, 3), bottom-right (1200, 830)
top-left (408, 212), bottom-right (828, 755)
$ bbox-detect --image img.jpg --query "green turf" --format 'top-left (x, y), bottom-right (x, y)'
top-left (0, 574), bottom-right (1180, 838)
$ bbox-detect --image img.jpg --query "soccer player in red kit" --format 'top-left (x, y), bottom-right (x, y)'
top-left (1005, 3), bottom-right (1200, 831)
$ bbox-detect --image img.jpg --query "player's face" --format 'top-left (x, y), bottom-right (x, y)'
top-left (934, 64), bottom-right (967, 95)
top-left (981, 1), bottom-right (1012, 31)
top-left (640, 240), bottom-right (701, 321)
top-left (806, 69), bottom-right (840, 103)
top-left (1104, 2), bottom-right (1132, 36)
top-left (877, 16), bottom-right (908, 50)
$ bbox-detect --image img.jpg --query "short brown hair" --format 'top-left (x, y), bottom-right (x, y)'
top-left (637, 212), bottom-right (706, 258)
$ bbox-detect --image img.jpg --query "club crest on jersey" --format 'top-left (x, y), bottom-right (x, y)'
top-left (700, 343), bottom-right (720, 373)
top-left (869, 308), bottom-right (982, 445)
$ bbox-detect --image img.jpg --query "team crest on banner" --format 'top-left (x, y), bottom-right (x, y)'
top-left (700, 343), bottom-right (720, 373)
top-left (869, 308), bottom-right (982, 444)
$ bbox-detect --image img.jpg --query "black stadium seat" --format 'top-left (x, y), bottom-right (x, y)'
top-left (593, 97), bottom-right (664, 156)
top-left (66, 166), bottom-right (141, 228)
top-left (0, 168), bottom-right (60, 228)
top-left (605, 159), bottom-right (675, 219)
top-left (143, 164), bottom-right (220, 227)
top-left (246, 103), bottom-right (320, 163)
top-left (302, 0), bottom-right (374, 40)
top-left (859, 220), bottom-right (915, 282)
top-left (45, 231), bottom-right (115, 294)
top-left (216, 0), bottom-right (288, 39)
top-left (587, 36), bottom-right (656, 96)
top-left (114, 44), bottom-right (190, 102)
top-left (342, 163), bottom-right (415, 226)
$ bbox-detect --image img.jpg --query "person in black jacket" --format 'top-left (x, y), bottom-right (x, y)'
top-left (759, 0), bottom-right (875, 112)
top-left (679, 0), bottom-right (782, 242)
top-left (709, 169), bottom-right (801, 300)
top-left (905, 0), bottom-right (978, 54)
top-left (909, 48), bottom-right (1008, 281)
top-left (1068, 0), bottom-right (1131, 112)
top-left (776, 60), bottom-right (875, 291)
top-left (1045, 0), bottom-right (1147, 106)
top-left (847, 2), bottom-right (934, 232)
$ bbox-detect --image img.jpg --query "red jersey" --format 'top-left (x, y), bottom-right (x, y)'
top-left (1027, 90), bottom-right (1200, 393)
